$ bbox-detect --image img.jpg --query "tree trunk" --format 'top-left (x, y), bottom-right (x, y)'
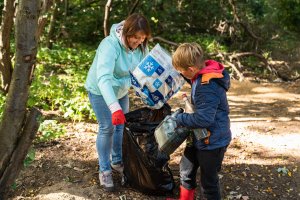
top-left (37, 0), bottom-right (54, 40)
top-left (0, 0), bottom-right (40, 197)
top-left (0, 0), bottom-right (16, 94)
top-left (64, 0), bottom-right (68, 17)
top-left (0, 108), bottom-right (42, 199)
top-left (46, 0), bottom-right (58, 48)
top-left (104, 0), bottom-right (112, 37)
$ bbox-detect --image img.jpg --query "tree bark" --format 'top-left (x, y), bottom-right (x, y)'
top-left (104, 0), bottom-right (112, 37)
top-left (46, 0), bottom-right (58, 48)
top-left (37, 0), bottom-right (54, 40)
top-left (0, 0), bottom-right (40, 188)
top-left (0, 108), bottom-right (42, 199)
top-left (0, 0), bottom-right (16, 94)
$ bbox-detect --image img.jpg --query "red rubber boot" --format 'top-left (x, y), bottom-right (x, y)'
top-left (166, 186), bottom-right (195, 200)
top-left (179, 186), bottom-right (195, 200)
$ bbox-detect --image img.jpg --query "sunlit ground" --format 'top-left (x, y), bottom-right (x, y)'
top-left (169, 80), bottom-right (300, 167)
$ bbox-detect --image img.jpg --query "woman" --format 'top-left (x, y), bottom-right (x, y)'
top-left (85, 13), bottom-right (151, 191)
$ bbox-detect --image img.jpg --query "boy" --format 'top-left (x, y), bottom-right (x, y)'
top-left (170, 42), bottom-right (231, 200)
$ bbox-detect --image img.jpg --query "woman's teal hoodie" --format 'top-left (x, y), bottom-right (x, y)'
top-left (85, 22), bottom-right (147, 106)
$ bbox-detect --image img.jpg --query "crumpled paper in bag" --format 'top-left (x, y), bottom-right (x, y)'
top-left (130, 44), bottom-right (186, 109)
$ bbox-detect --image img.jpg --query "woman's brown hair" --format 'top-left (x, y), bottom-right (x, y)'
top-left (122, 13), bottom-right (151, 53)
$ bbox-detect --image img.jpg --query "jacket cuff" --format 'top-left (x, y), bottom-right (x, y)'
top-left (108, 102), bottom-right (122, 113)
top-left (175, 113), bottom-right (184, 127)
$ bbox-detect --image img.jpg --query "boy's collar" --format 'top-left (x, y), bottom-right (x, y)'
top-left (191, 72), bottom-right (224, 84)
top-left (201, 73), bottom-right (224, 84)
top-left (191, 60), bottom-right (224, 84)
top-left (191, 70), bottom-right (201, 83)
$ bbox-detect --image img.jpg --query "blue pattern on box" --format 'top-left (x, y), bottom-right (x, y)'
top-left (130, 72), bottom-right (140, 88)
top-left (130, 44), bottom-right (186, 109)
top-left (135, 91), bottom-right (140, 97)
top-left (138, 55), bottom-right (160, 76)
top-left (155, 66), bottom-right (165, 75)
top-left (151, 90), bottom-right (164, 104)
top-left (165, 75), bottom-right (174, 89)
top-left (153, 79), bottom-right (162, 89)
top-left (166, 90), bottom-right (174, 99)
top-left (144, 98), bottom-right (154, 106)
top-left (141, 85), bottom-right (150, 96)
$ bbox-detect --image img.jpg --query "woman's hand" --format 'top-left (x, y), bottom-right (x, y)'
top-left (112, 110), bottom-right (126, 125)
top-left (109, 101), bottom-right (126, 125)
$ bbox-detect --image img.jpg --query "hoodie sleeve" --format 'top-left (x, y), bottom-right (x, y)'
top-left (96, 38), bottom-right (119, 106)
top-left (176, 83), bottom-right (220, 128)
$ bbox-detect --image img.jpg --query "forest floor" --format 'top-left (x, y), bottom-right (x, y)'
top-left (9, 79), bottom-right (300, 200)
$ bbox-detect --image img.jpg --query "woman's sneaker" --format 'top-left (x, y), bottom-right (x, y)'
top-left (99, 171), bottom-right (114, 192)
top-left (111, 163), bottom-right (124, 173)
top-left (111, 163), bottom-right (126, 185)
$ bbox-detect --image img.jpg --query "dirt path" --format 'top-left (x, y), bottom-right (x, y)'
top-left (9, 80), bottom-right (300, 200)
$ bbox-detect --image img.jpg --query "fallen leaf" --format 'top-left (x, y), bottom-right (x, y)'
top-left (73, 167), bottom-right (85, 172)
top-left (277, 167), bottom-right (289, 175)
top-left (119, 195), bottom-right (127, 200)
top-left (229, 191), bottom-right (238, 195)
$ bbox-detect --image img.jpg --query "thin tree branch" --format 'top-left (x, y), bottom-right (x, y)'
top-left (150, 36), bottom-right (179, 47)
top-left (224, 60), bottom-right (244, 81)
top-left (228, 0), bottom-right (262, 41)
top-left (128, 0), bottom-right (140, 15)
top-left (0, 0), bottom-right (16, 93)
top-left (37, 0), bottom-right (54, 40)
top-left (104, 0), bottom-right (113, 37)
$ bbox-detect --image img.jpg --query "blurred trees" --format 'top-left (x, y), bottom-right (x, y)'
top-left (29, 0), bottom-right (299, 81)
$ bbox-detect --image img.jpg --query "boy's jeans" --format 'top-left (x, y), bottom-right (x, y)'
top-left (180, 146), bottom-right (227, 200)
top-left (88, 92), bottom-right (129, 172)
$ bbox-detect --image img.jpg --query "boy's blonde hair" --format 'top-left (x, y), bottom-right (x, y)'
top-left (172, 42), bottom-right (205, 70)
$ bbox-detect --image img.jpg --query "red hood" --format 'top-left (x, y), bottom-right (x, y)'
top-left (199, 60), bottom-right (224, 74)
top-left (191, 60), bottom-right (225, 83)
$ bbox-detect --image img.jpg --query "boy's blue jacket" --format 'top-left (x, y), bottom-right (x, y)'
top-left (176, 60), bottom-right (232, 150)
top-left (85, 22), bottom-right (147, 106)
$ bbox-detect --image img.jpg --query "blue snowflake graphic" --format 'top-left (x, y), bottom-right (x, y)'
top-left (139, 55), bottom-right (160, 76)
top-left (145, 62), bottom-right (154, 72)
top-left (153, 79), bottom-right (162, 89)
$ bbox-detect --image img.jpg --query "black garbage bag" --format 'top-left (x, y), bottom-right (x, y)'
top-left (123, 104), bottom-right (175, 195)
